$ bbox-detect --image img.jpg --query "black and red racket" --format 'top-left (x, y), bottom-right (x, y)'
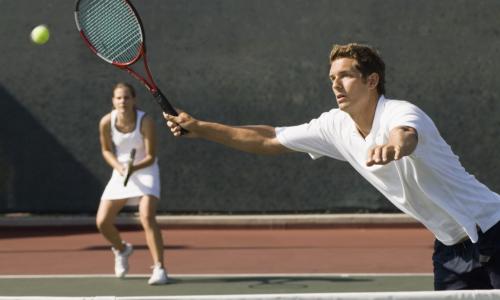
top-left (74, 0), bottom-right (179, 117)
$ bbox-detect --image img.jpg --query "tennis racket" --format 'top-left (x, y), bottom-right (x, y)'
top-left (74, 0), bottom-right (179, 117)
top-left (123, 148), bottom-right (136, 186)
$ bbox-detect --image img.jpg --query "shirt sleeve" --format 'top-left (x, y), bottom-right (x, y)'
top-left (386, 101), bottom-right (438, 155)
top-left (275, 112), bottom-right (346, 161)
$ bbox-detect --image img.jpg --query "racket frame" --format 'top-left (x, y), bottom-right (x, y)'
top-left (74, 0), bottom-right (180, 117)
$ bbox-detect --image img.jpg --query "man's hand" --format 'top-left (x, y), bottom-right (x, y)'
top-left (366, 144), bottom-right (402, 166)
top-left (366, 126), bottom-right (418, 167)
top-left (163, 111), bottom-right (198, 138)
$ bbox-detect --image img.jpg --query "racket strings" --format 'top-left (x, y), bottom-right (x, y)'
top-left (77, 0), bottom-right (143, 64)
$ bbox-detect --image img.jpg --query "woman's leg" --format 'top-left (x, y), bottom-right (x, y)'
top-left (96, 199), bottom-right (129, 251)
top-left (138, 195), bottom-right (164, 266)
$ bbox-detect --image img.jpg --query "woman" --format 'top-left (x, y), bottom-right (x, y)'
top-left (96, 82), bottom-right (167, 285)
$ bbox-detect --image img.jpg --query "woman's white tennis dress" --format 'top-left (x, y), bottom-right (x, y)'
top-left (101, 109), bottom-right (160, 205)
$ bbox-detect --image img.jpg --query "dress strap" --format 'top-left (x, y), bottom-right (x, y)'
top-left (110, 110), bottom-right (117, 134)
top-left (135, 110), bottom-right (145, 132)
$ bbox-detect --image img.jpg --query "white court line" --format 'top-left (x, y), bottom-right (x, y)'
top-left (1, 290), bottom-right (500, 300)
top-left (0, 273), bottom-right (432, 279)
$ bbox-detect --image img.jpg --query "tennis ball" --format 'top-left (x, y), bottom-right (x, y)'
top-left (30, 25), bottom-right (50, 45)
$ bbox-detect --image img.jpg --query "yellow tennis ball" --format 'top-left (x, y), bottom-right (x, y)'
top-left (30, 25), bottom-right (50, 45)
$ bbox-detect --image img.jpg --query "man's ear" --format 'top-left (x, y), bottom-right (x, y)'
top-left (367, 73), bottom-right (380, 90)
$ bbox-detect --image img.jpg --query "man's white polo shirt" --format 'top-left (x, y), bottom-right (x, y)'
top-left (276, 96), bottom-right (500, 245)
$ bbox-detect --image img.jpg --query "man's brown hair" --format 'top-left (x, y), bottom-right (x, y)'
top-left (330, 43), bottom-right (385, 95)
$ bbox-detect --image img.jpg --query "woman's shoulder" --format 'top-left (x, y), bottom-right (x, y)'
top-left (136, 110), bottom-right (152, 122)
top-left (99, 112), bottom-right (112, 127)
top-left (137, 111), bottom-right (156, 136)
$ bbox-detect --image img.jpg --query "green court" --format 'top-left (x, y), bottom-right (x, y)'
top-left (0, 274), bottom-right (433, 297)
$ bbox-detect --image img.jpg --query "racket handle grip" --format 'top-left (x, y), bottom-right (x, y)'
top-left (154, 89), bottom-right (188, 135)
top-left (154, 89), bottom-right (178, 116)
top-left (123, 149), bottom-right (136, 186)
top-left (123, 170), bottom-right (132, 186)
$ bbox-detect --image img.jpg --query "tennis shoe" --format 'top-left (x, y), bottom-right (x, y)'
top-left (112, 242), bottom-right (133, 278)
top-left (148, 263), bottom-right (168, 285)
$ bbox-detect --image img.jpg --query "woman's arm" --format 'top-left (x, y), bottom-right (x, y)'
top-left (99, 114), bottom-right (127, 175)
top-left (132, 115), bottom-right (157, 171)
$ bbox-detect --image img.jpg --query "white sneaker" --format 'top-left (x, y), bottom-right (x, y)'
top-left (112, 242), bottom-right (133, 278)
top-left (148, 263), bottom-right (168, 285)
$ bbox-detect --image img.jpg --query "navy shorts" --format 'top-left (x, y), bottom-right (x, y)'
top-left (433, 221), bottom-right (500, 290)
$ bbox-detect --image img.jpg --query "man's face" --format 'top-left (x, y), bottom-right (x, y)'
top-left (329, 57), bottom-right (373, 114)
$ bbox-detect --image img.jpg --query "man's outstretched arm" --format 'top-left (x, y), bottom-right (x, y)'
top-left (164, 112), bottom-right (293, 155)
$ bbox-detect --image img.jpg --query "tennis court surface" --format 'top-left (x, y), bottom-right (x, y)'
top-left (1, 214), bottom-right (499, 299)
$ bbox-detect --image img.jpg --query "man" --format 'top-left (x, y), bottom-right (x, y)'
top-left (164, 43), bottom-right (500, 290)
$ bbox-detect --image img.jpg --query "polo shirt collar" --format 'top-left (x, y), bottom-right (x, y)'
top-left (351, 95), bottom-right (386, 142)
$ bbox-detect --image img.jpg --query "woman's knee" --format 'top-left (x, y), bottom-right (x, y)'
top-left (96, 212), bottom-right (115, 231)
top-left (140, 211), bottom-right (157, 227)
top-left (96, 200), bottom-right (127, 230)
top-left (96, 217), bottom-right (109, 231)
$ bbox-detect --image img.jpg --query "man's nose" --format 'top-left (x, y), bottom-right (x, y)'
top-left (332, 79), bottom-right (341, 90)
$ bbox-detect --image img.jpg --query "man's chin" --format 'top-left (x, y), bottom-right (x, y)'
top-left (337, 102), bottom-right (348, 111)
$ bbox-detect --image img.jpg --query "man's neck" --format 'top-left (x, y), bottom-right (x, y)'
top-left (350, 94), bottom-right (379, 139)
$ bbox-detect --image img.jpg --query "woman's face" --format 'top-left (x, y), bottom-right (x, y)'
top-left (112, 87), bottom-right (136, 113)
